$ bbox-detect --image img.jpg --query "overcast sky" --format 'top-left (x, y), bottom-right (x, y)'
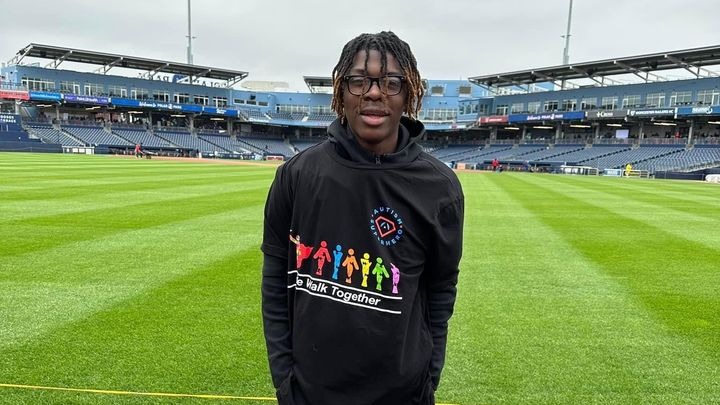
top-left (1, 0), bottom-right (719, 91)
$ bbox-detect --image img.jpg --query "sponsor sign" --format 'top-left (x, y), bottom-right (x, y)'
top-left (0, 89), bottom-right (30, 100)
top-left (626, 108), bottom-right (675, 117)
top-left (676, 106), bottom-right (720, 116)
top-left (29, 91), bottom-right (63, 102)
top-left (64, 94), bottom-right (109, 105)
top-left (508, 111), bottom-right (585, 123)
top-left (203, 106), bottom-right (240, 117)
top-left (478, 115), bottom-right (508, 124)
top-left (110, 98), bottom-right (203, 113)
top-left (586, 110), bottom-right (628, 120)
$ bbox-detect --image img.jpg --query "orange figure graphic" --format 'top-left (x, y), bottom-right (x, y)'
top-left (342, 248), bottom-right (359, 284)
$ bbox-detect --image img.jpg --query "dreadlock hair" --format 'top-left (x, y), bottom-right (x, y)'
top-left (331, 31), bottom-right (424, 121)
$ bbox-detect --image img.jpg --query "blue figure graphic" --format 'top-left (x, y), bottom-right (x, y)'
top-left (332, 244), bottom-right (343, 280)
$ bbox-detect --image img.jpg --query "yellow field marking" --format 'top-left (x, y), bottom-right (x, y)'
top-left (0, 383), bottom-right (460, 404)
top-left (0, 383), bottom-right (275, 401)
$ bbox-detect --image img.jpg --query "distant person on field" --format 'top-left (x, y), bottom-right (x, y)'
top-left (261, 31), bottom-right (464, 405)
top-left (134, 143), bottom-right (142, 159)
top-left (625, 163), bottom-right (633, 176)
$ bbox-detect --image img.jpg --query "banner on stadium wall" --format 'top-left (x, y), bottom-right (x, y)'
top-left (64, 94), bottom-right (109, 105)
top-left (676, 106), bottom-right (720, 116)
top-left (110, 98), bottom-right (203, 113)
top-left (0, 113), bottom-right (20, 124)
top-left (0, 89), bottom-right (30, 100)
top-left (626, 108), bottom-right (676, 117)
top-left (508, 111), bottom-right (585, 123)
top-left (203, 106), bottom-right (240, 117)
top-left (586, 110), bottom-right (627, 120)
top-left (29, 91), bottom-right (63, 102)
top-left (478, 115), bottom-right (508, 124)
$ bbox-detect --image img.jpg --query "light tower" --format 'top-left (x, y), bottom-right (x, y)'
top-left (186, 0), bottom-right (195, 65)
top-left (562, 0), bottom-right (573, 65)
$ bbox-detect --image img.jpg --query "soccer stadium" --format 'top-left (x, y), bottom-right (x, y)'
top-left (1, 11), bottom-right (720, 405)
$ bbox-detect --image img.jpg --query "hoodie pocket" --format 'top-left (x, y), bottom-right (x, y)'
top-left (421, 372), bottom-right (436, 405)
top-left (276, 370), bottom-right (294, 405)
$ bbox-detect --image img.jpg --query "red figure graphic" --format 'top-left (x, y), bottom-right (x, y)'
top-left (313, 240), bottom-right (332, 276)
top-left (342, 248), bottom-right (359, 284)
top-left (289, 234), bottom-right (313, 269)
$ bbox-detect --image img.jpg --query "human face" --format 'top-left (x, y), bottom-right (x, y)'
top-left (342, 49), bottom-right (406, 155)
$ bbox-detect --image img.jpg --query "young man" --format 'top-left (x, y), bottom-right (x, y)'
top-left (262, 31), bottom-right (464, 405)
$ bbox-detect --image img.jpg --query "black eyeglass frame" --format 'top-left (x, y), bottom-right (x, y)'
top-left (343, 75), bottom-right (406, 96)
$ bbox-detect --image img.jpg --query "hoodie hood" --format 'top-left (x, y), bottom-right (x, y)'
top-left (327, 116), bottom-right (425, 165)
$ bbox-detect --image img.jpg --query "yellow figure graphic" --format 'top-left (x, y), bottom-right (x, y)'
top-left (342, 248), bottom-right (359, 284)
top-left (360, 253), bottom-right (371, 288)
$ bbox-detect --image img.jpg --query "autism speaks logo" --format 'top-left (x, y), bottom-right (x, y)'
top-left (369, 206), bottom-right (404, 246)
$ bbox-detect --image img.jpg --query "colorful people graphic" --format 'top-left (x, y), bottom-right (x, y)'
top-left (342, 248), bottom-right (359, 284)
top-left (332, 244), bottom-right (343, 280)
top-left (390, 263), bottom-right (401, 294)
top-left (360, 253), bottom-right (371, 288)
top-left (372, 257), bottom-right (389, 292)
top-left (289, 234), bottom-right (313, 269)
top-left (312, 240), bottom-right (331, 276)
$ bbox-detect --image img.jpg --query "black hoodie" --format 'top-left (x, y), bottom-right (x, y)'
top-left (262, 117), bottom-right (464, 405)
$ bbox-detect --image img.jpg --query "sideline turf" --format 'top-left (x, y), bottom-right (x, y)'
top-left (0, 153), bottom-right (718, 404)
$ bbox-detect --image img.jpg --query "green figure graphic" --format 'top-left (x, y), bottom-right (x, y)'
top-left (360, 253), bottom-right (371, 288)
top-left (371, 257), bottom-right (389, 292)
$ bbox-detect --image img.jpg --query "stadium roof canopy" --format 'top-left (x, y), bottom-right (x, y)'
top-left (7, 43), bottom-right (249, 87)
top-left (303, 76), bottom-right (334, 94)
top-left (469, 44), bottom-right (720, 90)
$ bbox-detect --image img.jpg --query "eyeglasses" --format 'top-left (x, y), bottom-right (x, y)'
top-left (343, 75), bottom-right (405, 96)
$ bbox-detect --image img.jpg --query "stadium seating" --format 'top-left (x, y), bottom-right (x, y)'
top-left (537, 144), bottom-right (630, 164)
top-left (430, 144), bottom-right (484, 160)
top-left (25, 124), bottom-right (84, 146)
top-left (637, 145), bottom-right (720, 172)
top-left (63, 125), bottom-right (132, 147)
top-left (307, 113), bottom-right (336, 122)
top-left (112, 129), bottom-right (176, 148)
top-left (197, 134), bottom-right (253, 154)
top-left (517, 144), bottom-right (585, 162)
top-left (590, 145), bottom-right (684, 170)
top-left (155, 131), bottom-right (228, 153)
top-left (291, 138), bottom-right (324, 152)
top-left (237, 137), bottom-right (294, 156)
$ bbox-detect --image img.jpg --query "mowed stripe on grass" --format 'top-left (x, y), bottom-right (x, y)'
top-left (1, 154), bottom-right (719, 404)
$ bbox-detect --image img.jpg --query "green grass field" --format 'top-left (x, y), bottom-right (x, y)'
top-left (0, 152), bottom-right (718, 404)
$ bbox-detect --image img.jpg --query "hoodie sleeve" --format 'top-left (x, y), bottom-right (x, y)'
top-left (427, 195), bottom-right (464, 390)
top-left (261, 164), bottom-right (293, 388)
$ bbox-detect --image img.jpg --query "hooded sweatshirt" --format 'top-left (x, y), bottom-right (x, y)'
top-left (262, 117), bottom-right (464, 405)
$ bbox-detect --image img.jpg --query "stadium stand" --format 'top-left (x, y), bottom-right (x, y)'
top-left (637, 145), bottom-right (720, 172)
top-left (537, 145), bottom-right (631, 164)
top-left (237, 137), bottom-right (294, 156)
top-left (112, 129), bottom-right (176, 148)
top-left (291, 138), bottom-right (324, 152)
top-left (25, 124), bottom-right (84, 146)
top-left (590, 145), bottom-right (685, 170)
top-left (198, 134), bottom-right (253, 154)
top-left (63, 125), bottom-right (133, 147)
top-left (155, 131), bottom-right (228, 153)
